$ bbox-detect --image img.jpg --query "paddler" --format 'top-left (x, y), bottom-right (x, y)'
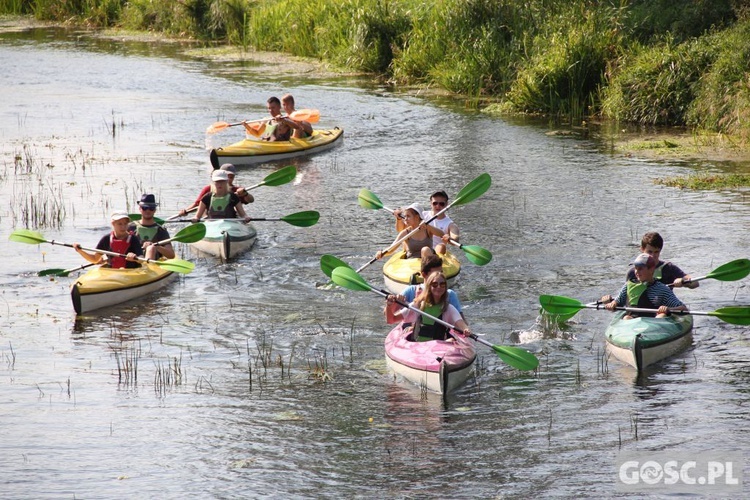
top-left (625, 232), bottom-right (699, 289)
top-left (281, 94), bottom-right (313, 139)
top-left (191, 170), bottom-right (252, 222)
top-left (129, 194), bottom-right (175, 260)
top-left (385, 271), bottom-right (471, 341)
top-left (601, 253), bottom-right (689, 319)
top-left (394, 190), bottom-right (459, 255)
top-left (178, 164), bottom-right (253, 216)
top-left (73, 211), bottom-right (143, 269)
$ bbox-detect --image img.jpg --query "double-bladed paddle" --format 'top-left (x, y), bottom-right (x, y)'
top-left (130, 165), bottom-right (300, 223)
top-left (670, 258), bottom-right (750, 287)
top-left (38, 262), bottom-right (97, 277)
top-left (10, 229), bottom-right (195, 274)
top-left (355, 173), bottom-right (492, 273)
top-left (166, 210), bottom-right (320, 228)
top-left (357, 187), bottom-right (492, 266)
top-left (36, 224), bottom-right (206, 277)
top-left (328, 265), bottom-right (538, 371)
top-left (539, 294), bottom-right (750, 326)
top-left (206, 109), bottom-right (320, 135)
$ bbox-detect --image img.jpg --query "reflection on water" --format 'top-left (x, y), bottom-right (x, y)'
top-left (1, 24), bottom-right (749, 498)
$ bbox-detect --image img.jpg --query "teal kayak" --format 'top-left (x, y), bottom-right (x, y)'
top-left (605, 311), bottom-right (693, 372)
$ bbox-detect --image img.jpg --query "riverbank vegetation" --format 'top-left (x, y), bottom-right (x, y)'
top-left (2, 0), bottom-right (749, 141)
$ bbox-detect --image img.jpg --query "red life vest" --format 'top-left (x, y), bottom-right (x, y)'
top-left (109, 232), bottom-right (132, 269)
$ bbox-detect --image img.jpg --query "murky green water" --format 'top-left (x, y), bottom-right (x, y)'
top-left (1, 24), bottom-right (749, 498)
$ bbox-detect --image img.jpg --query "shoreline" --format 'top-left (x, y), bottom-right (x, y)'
top-left (4, 15), bottom-right (750, 172)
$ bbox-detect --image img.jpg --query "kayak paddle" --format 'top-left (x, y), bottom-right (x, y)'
top-left (671, 258), bottom-right (750, 287)
top-left (35, 225), bottom-right (205, 277)
top-left (166, 211), bottom-right (320, 227)
top-left (38, 262), bottom-right (97, 277)
top-left (206, 109), bottom-right (320, 134)
top-left (243, 165), bottom-right (297, 189)
top-left (330, 266), bottom-right (539, 371)
top-left (127, 214), bottom-right (166, 225)
top-left (10, 229), bottom-right (195, 274)
top-left (246, 211), bottom-right (320, 227)
top-left (357, 187), bottom-right (492, 266)
top-left (355, 173), bottom-right (492, 273)
top-left (539, 294), bottom-right (750, 326)
top-left (158, 165), bottom-right (299, 222)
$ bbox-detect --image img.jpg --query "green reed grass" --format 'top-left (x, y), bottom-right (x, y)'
top-left (3, 0), bottom-right (749, 139)
top-left (600, 34), bottom-right (715, 126)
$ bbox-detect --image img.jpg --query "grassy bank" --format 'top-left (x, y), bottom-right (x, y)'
top-left (2, 0), bottom-right (749, 141)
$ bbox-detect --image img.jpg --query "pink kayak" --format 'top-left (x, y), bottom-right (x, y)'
top-left (384, 322), bottom-right (477, 396)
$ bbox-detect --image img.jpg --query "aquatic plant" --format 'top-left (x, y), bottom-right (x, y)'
top-left (600, 34), bottom-right (715, 126)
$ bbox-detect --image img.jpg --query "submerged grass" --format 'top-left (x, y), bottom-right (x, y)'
top-left (655, 173), bottom-right (750, 190)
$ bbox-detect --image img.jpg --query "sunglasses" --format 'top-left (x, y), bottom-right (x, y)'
top-left (430, 281), bottom-right (447, 288)
top-left (141, 206), bottom-right (156, 211)
top-left (432, 201), bottom-right (446, 207)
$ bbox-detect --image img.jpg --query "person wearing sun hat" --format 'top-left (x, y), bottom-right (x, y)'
top-left (601, 252), bottom-right (689, 319)
top-left (393, 190), bottom-right (459, 255)
top-left (178, 164), bottom-right (253, 217)
top-left (72, 211), bottom-right (143, 269)
top-left (375, 202), bottom-right (445, 261)
top-left (192, 169), bottom-right (252, 223)
top-left (129, 194), bottom-right (175, 260)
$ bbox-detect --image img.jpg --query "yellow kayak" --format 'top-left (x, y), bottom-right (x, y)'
top-left (71, 262), bottom-right (177, 314)
top-left (210, 127), bottom-right (344, 167)
top-left (383, 250), bottom-right (461, 294)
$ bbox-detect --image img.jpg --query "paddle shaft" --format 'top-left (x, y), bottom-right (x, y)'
top-left (63, 262), bottom-right (97, 274)
top-left (166, 206), bottom-right (197, 221)
top-left (588, 303), bottom-right (701, 316)
top-left (39, 262), bottom-right (98, 277)
top-left (54, 240), bottom-right (168, 267)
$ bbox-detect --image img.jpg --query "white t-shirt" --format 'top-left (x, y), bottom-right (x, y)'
top-left (422, 211), bottom-right (454, 247)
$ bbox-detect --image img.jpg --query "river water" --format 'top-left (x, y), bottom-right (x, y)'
top-left (1, 23), bottom-right (749, 498)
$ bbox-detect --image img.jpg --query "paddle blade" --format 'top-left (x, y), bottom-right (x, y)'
top-left (9, 229), bottom-right (47, 245)
top-left (709, 306), bottom-right (750, 326)
top-left (357, 188), bottom-right (385, 210)
top-left (128, 214), bottom-right (166, 225)
top-left (320, 254), bottom-right (352, 278)
top-left (282, 211), bottom-right (320, 227)
top-left (460, 244), bottom-right (492, 266)
top-left (706, 259), bottom-right (750, 282)
top-left (206, 121), bottom-right (230, 134)
top-left (539, 295), bottom-right (586, 316)
top-left (38, 268), bottom-right (67, 277)
top-left (263, 165), bottom-right (297, 187)
top-left (453, 173), bottom-right (491, 206)
top-left (331, 267), bottom-right (372, 292)
top-left (492, 345), bottom-right (539, 371)
top-left (291, 108), bottom-right (320, 123)
top-left (169, 223), bottom-right (206, 244)
top-left (154, 258), bottom-right (195, 274)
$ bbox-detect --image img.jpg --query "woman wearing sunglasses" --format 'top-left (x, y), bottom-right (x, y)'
top-left (385, 271), bottom-right (471, 341)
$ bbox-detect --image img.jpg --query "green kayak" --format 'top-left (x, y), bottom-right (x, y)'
top-left (605, 311), bottom-right (694, 372)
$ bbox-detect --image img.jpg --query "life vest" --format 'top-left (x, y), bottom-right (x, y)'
top-left (208, 194), bottom-right (234, 218)
top-left (415, 304), bottom-right (448, 341)
top-left (262, 121), bottom-right (291, 141)
top-left (109, 232), bottom-right (133, 269)
top-left (133, 221), bottom-right (159, 242)
top-left (626, 280), bottom-right (657, 317)
top-left (654, 262), bottom-right (666, 281)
